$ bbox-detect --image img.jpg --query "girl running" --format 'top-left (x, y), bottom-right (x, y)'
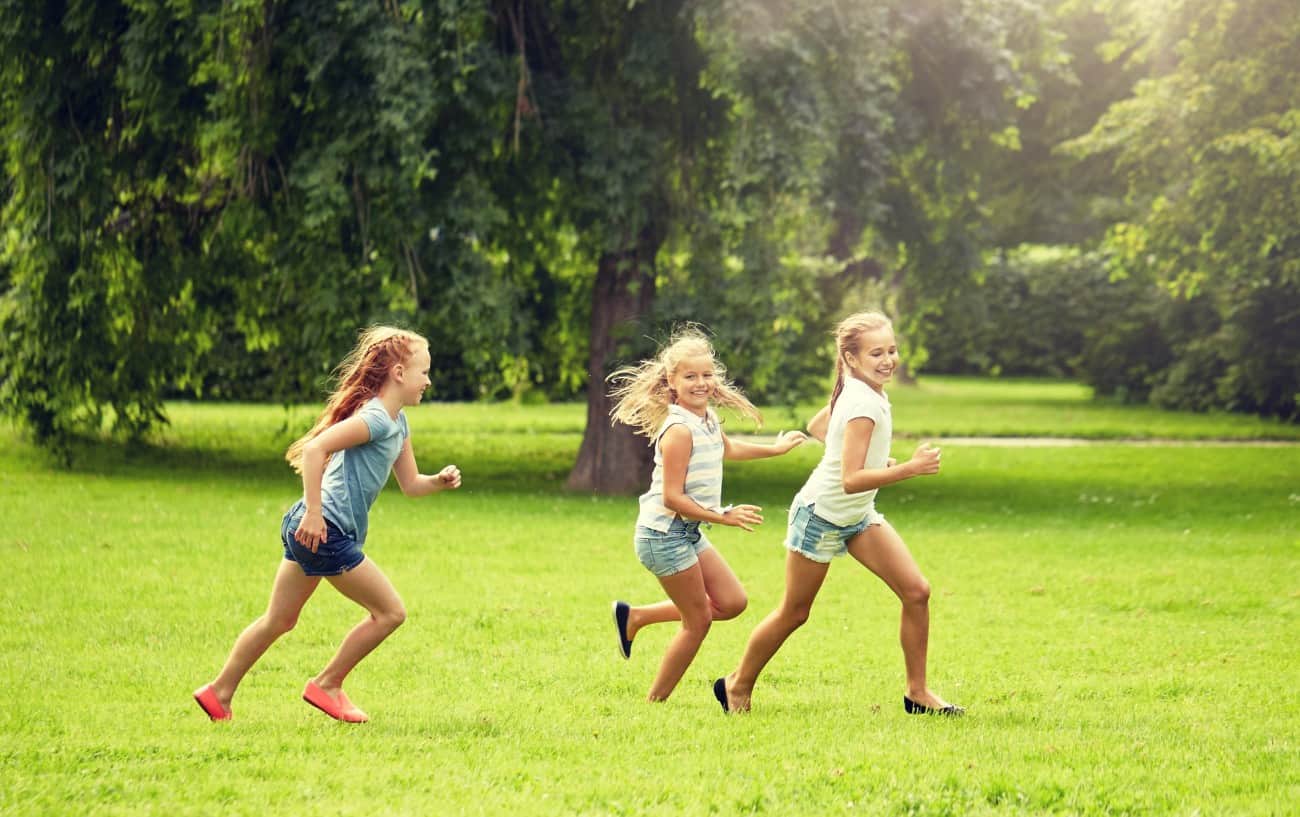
top-left (609, 326), bottom-right (806, 701)
top-left (194, 326), bottom-right (461, 723)
top-left (714, 312), bottom-right (964, 716)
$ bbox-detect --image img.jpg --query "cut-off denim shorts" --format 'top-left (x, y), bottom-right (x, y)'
top-left (281, 499), bottom-right (366, 577)
top-left (784, 502), bottom-right (884, 564)
top-left (634, 518), bottom-right (713, 577)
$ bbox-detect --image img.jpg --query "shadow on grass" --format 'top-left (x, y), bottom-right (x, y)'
top-left (0, 426), bottom-right (590, 496)
top-left (6, 424), bottom-right (1296, 518)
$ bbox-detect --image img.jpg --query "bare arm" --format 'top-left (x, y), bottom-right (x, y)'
top-left (660, 425), bottom-right (763, 530)
top-left (807, 404), bottom-right (831, 442)
top-left (722, 430), bottom-right (807, 461)
top-left (391, 436), bottom-right (462, 497)
top-left (295, 415), bottom-right (372, 551)
top-left (840, 417), bottom-right (941, 494)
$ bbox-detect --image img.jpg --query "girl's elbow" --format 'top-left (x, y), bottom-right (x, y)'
top-left (841, 479), bottom-right (871, 495)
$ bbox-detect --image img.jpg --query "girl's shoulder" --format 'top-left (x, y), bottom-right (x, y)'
top-left (357, 397), bottom-right (406, 438)
top-left (836, 378), bottom-right (889, 418)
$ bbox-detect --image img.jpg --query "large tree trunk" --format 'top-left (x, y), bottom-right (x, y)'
top-left (565, 229), bottom-right (660, 494)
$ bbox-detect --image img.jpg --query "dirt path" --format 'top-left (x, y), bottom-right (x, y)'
top-left (732, 434), bottom-right (1300, 447)
top-left (927, 436), bottom-right (1300, 447)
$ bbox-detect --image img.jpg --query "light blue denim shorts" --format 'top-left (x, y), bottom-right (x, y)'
top-left (784, 502), bottom-right (883, 564)
top-left (634, 518), bottom-right (713, 577)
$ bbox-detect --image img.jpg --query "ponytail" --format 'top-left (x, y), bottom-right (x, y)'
top-left (829, 357), bottom-right (847, 413)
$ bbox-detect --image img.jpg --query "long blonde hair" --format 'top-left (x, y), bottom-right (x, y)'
top-left (608, 325), bottom-right (762, 440)
top-left (829, 311), bottom-right (893, 412)
top-left (286, 325), bottom-right (428, 473)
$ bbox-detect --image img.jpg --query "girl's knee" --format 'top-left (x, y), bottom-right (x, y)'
top-left (783, 604), bottom-right (813, 629)
top-left (901, 578), bottom-right (931, 607)
top-left (681, 606), bottom-right (714, 635)
top-left (265, 613), bottom-right (299, 636)
top-left (376, 605), bottom-right (406, 632)
top-left (714, 593), bottom-right (748, 621)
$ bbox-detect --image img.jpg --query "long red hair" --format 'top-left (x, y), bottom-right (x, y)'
top-left (285, 326), bottom-right (428, 473)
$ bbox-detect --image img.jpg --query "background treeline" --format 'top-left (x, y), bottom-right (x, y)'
top-left (1, 0), bottom-right (1297, 457)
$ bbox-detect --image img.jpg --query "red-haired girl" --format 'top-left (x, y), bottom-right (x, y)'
top-left (194, 326), bottom-right (461, 723)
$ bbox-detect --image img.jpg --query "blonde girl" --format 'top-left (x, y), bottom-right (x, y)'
top-left (609, 326), bottom-right (807, 701)
top-left (194, 326), bottom-right (461, 723)
top-left (714, 312), bottom-right (964, 715)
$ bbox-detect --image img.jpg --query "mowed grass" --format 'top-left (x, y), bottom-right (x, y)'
top-left (1, 379), bottom-right (1297, 816)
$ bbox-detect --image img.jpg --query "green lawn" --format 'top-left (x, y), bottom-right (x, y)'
top-left (1, 380), bottom-right (1297, 816)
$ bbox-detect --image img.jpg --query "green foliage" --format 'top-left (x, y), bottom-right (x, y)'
top-left (0, 0), bottom-right (214, 451)
top-left (1064, 0), bottom-right (1300, 418)
top-left (981, 0), bottom-right (1140, 247)
top-left (925, 245), bottom-right (1136, 378)
top-left (6, 0), bottom-right (1297, 460)
top-left (0, 0), bottom-right (549, 453)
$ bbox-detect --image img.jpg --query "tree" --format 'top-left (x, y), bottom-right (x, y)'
top-left (1064, 0), bottom-right (1300, 418)
top-left (498, 0), bottom-right (725, 492)
top-left (508, 0), bottom-right (1062, 492)
top-left (0, 1), bottom-right (534, 455)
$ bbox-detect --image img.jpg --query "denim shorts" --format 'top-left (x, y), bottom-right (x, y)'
top-left (634, 518), bottom-right (713, 577)
top-left (784, 502), bottom-right (883, 564)
top-left (281, 500), bottom-right (366, 577)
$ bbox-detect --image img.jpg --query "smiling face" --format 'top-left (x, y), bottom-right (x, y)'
top-left (668, 353), bottom-right (717, 416)
top-left (396, 343), bottom-right (432, 406)
top-left (844, 326), bottom-right (900, 392)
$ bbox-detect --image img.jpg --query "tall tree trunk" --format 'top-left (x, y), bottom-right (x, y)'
top-left (565, 228), bottom-right (661, 493)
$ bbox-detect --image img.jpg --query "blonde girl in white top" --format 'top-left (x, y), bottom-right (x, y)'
top-left (608, 326), bottom-right (807, 702)
top-left (714, 312), bottom-right (964, 716)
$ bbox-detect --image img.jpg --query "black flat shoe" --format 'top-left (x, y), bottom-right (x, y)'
top-left (713, 678), bottom-right (730, 713)
top-left (903, 695), bottom-right (965, 716)
top-left (612, 601), bottom-right (632, 659)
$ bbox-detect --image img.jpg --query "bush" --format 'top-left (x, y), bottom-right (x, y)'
top-left (925, 245), bottom-right (1129, 378)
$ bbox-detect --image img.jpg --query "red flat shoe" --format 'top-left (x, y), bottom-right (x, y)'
top-left (193, 684), bottom-right (232, 721)
top-left (303, 681), bottom-right (368, 723)
top-left (335, 690), bottom-right (369, 723)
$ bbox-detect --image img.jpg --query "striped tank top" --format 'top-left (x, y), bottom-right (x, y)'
top-left (636, 404), bottom-right (725, 532)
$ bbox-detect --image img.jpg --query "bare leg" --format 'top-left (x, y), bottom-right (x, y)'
top-left (724, 550), bottom-right (829, 712)
top-left (209, 560), bottom-right (321, 709)
top-left (646, 562), bottom-right (713, 702)
top-left (626, 547), bottom-right (748, 638)
top-left (311, 559), bottom-right (406, 699)
top-left (847, 521), bottom-right (952, 709)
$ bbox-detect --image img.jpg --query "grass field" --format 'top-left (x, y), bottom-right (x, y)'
top-left (1, 378), bottom-right (1297, 816)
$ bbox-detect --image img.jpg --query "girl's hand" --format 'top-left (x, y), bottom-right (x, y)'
top-left (722, 504), bottom-right (763, 531)
top-left (887, 457), bottom-right (897, 467)
top-left (908, 442), bottom-right (941, 476)
top-left (775, 430), bottom-right (809, 454)
top-left (436, 464), bottom-right (462, 491)
top-left (295, 510), bottom-right (328, 554)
